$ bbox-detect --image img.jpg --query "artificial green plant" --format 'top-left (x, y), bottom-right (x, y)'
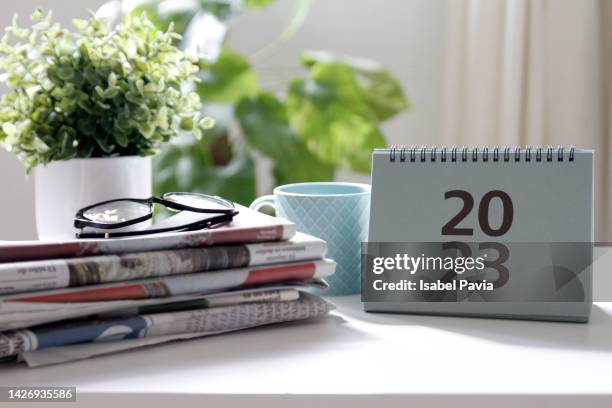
top-left (0, 9), bottom-right (212, 172)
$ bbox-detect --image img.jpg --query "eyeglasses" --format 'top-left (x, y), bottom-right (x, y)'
top-left (74, 192), bottom-right (237, 239)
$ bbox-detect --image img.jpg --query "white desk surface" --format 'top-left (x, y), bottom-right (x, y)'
top-left (0, 296), bottom-right (611, 408)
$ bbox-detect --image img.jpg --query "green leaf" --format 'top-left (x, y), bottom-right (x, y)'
top-left (196, 48), bottom-right (258, 103)
top-left (2, 123), bottom-right (16, 138)
top-left (236, 92), bottom-right (334, 184)
top-left (56, 66), bottom-right (75, 81)
top-left (137, 122), bottom-right (155, 139)
top-left (31, 9), bottom-right (44, 22)
top-left (196, 1), bottom-right (240, 21)
top-left (236, 93), bottom-right (293, 159)
top-left (131, 2), bottom-right (196, 35)
top-left (244, 0), bottom-right (275, 8)
top-left (114, 130), bottom-right (129, 148)
top-left (92, 133), bottom-right (114, 154)
top-left (56, 125), bottom-right (76, 159)
top-left (199, 117), bottom-right (215, 129)
top-left (286, 63), bottom-right (386, 173)
top-left (107, 72), bottom-right (117, 87)
top-left (301, 51), bottom-right (409, 121)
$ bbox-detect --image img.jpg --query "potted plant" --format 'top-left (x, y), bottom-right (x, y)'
top-left (0, 10), bottom-right (212, 240)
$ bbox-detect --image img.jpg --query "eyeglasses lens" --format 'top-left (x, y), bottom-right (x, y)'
top-left (83, 201), bottom-right (151, 224)
top-left (163, 193), bottom-right (231, 211)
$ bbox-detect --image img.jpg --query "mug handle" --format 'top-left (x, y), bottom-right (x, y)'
top-left (249, 195), bottom-right (276, 213)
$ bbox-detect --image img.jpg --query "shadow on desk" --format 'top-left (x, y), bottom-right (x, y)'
top-left (336, 296), bottom-right (612, 353)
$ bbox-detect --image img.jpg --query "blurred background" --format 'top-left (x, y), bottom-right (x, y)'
top-left (0, 0), bottom-right (610, 240)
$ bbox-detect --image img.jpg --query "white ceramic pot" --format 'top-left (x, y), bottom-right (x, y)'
top-left (34, 156), bottom-right (152, 241)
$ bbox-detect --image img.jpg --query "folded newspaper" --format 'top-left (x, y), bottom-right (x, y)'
top-left (1, 290), bottom-right (334, 367)
top-left (0, 205), bottom-right (336, 366)
top-left (0, 275), bottom-right (332, 331)
top-left (0, 232), bottom-right (327, 295)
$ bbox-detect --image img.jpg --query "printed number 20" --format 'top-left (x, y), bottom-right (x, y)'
top-left (441, 190), bottom-right (514, 237)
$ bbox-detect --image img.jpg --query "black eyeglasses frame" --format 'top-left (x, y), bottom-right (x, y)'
top-left (73, 193), bottom-right (237, 239)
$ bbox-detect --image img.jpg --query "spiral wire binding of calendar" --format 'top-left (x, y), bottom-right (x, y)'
top-left (388, 145), bottom-right (576, 163)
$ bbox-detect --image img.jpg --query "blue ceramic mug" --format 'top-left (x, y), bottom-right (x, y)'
top-left (250, 182), bottom-right (371, 296)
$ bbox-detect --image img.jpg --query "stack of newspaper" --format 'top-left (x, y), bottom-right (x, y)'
top-left (0, 206), bottom-right (335, 367)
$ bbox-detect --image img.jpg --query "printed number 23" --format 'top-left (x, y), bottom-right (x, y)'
top-left (441, 190), bottom-right (514, 288)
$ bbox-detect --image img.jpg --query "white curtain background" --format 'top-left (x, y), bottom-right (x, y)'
top-left (441, 0), bottom-right (612, 241)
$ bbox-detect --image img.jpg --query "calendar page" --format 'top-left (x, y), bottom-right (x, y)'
top-left (364, 147), bottom-right (594, 322)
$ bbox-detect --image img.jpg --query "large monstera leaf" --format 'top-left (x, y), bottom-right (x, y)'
top-left (236, 92), bottom-right (334, 185)
top-left (301, 51), bottom-right (409, 121)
